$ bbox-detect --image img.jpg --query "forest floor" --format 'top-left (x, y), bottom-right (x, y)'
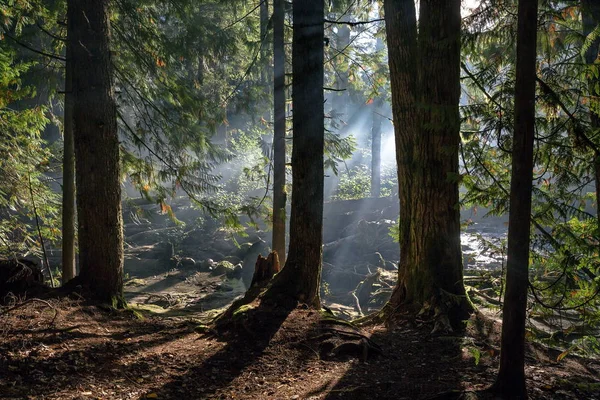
top-left (1, 290), bottom-right (599, 400)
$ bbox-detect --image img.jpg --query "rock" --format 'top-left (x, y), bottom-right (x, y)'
top-left (226, 263), bottom-right (243, 280)
top-left (210, 261), bottom-right (235, 276)
top-left (223, 255), bottom-right (241, 265)
top-left (127, 230), bottom-right (167, 246)
top-left (180, 257), bottom-right (196, 268)
top-left (197, 259), bottom-right (216, 272)
top-left (137, 242), bottom-right (174, 261)
top-left (215, 282), bottom-right (234, 292)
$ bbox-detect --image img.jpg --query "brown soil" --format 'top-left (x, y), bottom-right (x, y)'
top-left (1, 296), bottom-right (599, 400)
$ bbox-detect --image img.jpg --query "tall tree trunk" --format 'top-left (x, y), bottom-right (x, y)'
top-left (264, 0), bottom-right (324, 307)
top-left (384, 0), bottom-right (418, 313)
top-left (260, 0), bottom-right (270, 86)
top-left (384, 0), bottom-right (472, 331)
top-left (68, 0), bottom-right (124, 304)
top-left (371, 98), bottom-right (382, 198)
top-left (62, 31), bottom-right (76, 283)
top-left (272, 0), bottom-right (287, 265)
top-left (492, 0), bottom-right (538, 397)
top-left (582, 0), bottom-right (600, 244)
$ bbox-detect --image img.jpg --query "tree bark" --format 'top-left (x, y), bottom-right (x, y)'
top-left (68, 0), bottom-right (124, 304)
top-left (62, 30), bottom-right (76, 284)
top-left (384, 0), bottom-right (471, 330)
top-left (272, 0), bottom-right (287, 266)
top-left (264, 0), bottom-right (324, 307)
top-left (492, 0), bottom-right (538, 397)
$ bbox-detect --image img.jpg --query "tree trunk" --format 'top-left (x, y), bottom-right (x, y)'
top-left (260, 0), bottom-right (270, 86)
top-left (62, 30), bottom-right (76, 283)
top-left (264, 0), bottom-right (324, 307)
top-left (68, 0), bottom-right (124, 305)
top-left (384, 0), bottom-right (472, 330)
top-left (582, 0), bottom-right (600, 245)
top-left (272, 0), bottom-right (287, 266)
top-left (371, 98), bottom-right (382, 198)
top-left (492, 0), bottom-right (538, 398)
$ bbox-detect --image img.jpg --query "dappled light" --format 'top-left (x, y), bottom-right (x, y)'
top-left (1, 0), bottom-right (600, 398)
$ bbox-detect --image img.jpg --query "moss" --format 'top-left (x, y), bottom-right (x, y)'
top-left (194, 324), bottom-right (211, 333)
top-left (124, 278), bottom-right (147, 287)
top-left (232, 303), bottom-right (255, 318)
top-left (110, 295), bottom-right (127, 309)
top-left (129, 303), bottom-right (170, 315)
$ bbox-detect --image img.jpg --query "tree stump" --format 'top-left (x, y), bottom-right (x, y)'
top-left (250, 251), bottom-right (280, 288)
top-left (214, 251), bottom-right (282, 328)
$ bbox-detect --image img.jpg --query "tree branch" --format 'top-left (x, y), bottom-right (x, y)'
top-left (324, 18), bottom-right (384, 27)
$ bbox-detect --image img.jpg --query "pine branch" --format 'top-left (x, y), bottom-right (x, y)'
top-left (1, 31), bottom-right (66, 61)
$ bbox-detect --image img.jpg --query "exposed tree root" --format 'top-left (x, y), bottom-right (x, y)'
top-left (303, 315), bottom-right (382, 362)
top-left (352, 284), bottom-right (475, 334)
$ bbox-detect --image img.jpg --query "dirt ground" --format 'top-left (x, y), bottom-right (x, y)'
top-left (1, 293), bottom-right (599, 400)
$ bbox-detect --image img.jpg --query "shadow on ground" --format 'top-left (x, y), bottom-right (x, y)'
top-left (148, 299), bottom-right (299, 399)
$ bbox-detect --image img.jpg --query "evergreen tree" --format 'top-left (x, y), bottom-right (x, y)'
top-left (62, 26), bottom-right (75, 283)
top-left (68, 0), bottom-right (124, 303)
top-left (383, 0), bottom-right (472, 331)
top-left (264, 0), bottom-right (325, 306)
top-left (492, 0), bottom-right (538, 397)
top-left (272, 0), bottom-right (287, 265)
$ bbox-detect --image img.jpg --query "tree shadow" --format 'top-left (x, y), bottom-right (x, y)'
top-left (0, 318), bottom-right (197, 398)
top-left (147, 299), bottom-right (298, 399)
top-left (319, 319), bottom-right (482, 400)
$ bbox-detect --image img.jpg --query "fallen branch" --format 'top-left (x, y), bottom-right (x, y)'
top-left (468, 288), bottom-right (503, 306)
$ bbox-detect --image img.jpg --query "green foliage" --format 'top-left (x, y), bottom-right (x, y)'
top-left (0, 46), bottom-right (59, 258)
top-left (332, 164), bottom-right (371, 200)
top-left (332, 163), bottom-right (396, 201)
top-left (461, 1), bottom-right (600, 352)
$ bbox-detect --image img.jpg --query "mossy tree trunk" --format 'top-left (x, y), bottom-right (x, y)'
top-left (272, 0), bottom-right (287, 266)
top-left (492, 0), bottom-right (538, 398)
top-left (384, 0), bottom-right (472, 330)
top-left (68, 0), bottom-right (124, 305)
top-left (264, 0), bottom-right (324, 307)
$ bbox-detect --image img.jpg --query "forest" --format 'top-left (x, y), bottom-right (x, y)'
top-left (1, 0), bottom-right (600, 399)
